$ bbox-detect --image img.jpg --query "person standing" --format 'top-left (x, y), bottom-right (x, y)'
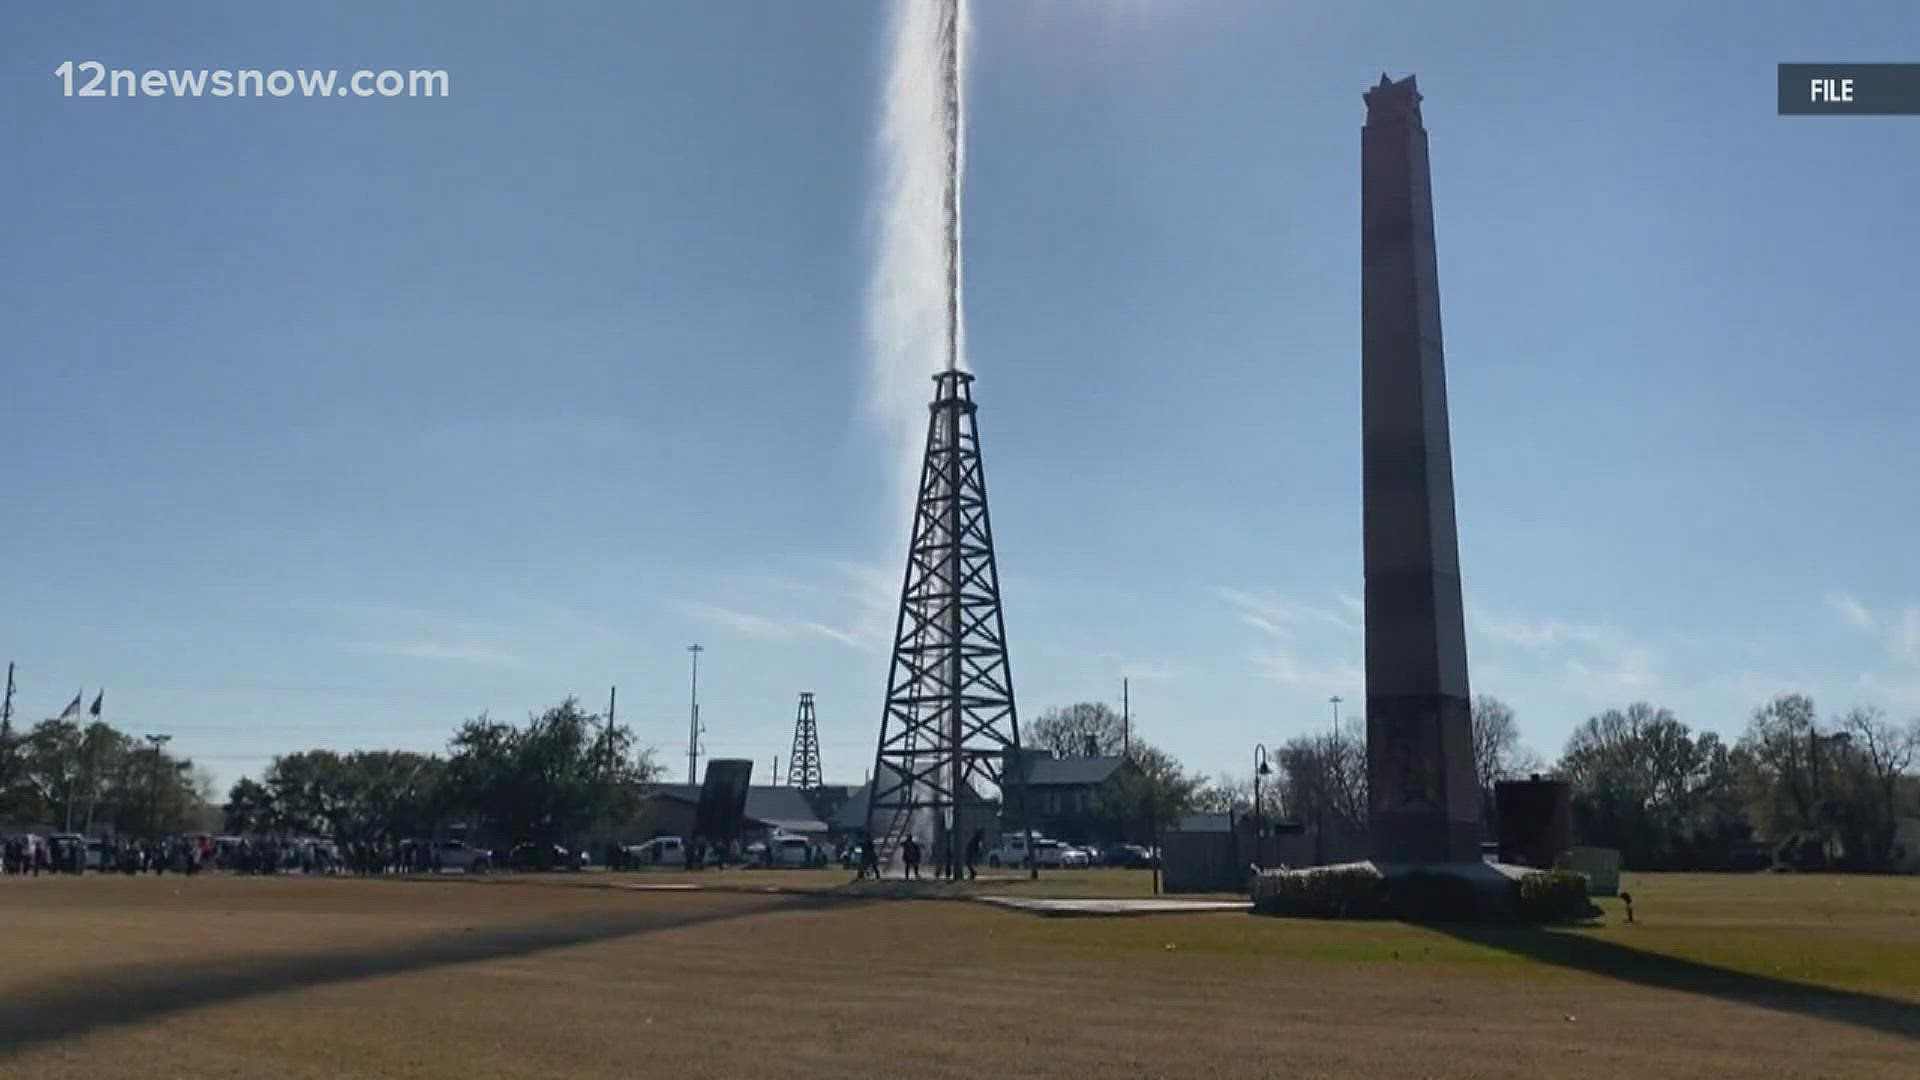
top-left (901, 835), bottom-right (922, 880)
top-left (965, 829), bottom-right (983, 881)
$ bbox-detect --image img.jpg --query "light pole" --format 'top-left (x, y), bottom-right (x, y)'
top-left (686, 644), bottom-right (704, 784)
top-left (1809, 729), bottom-right (1852, 866)
top-left (1318, 696), bottom-right (1342, 865)
top-left (144, 733), bottom-right (172, 838)
top-left (1253, 742), bottom-right (1271, 870)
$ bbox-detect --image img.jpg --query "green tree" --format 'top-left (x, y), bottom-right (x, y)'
top-left (252, 748), bottom-right (447, 849)
top-left (1093, 743), bottom-right (1203, 843)
top-left (445, 698), bottom-right (661, 846)
top-left (224, 776), bottom-right (277, 834)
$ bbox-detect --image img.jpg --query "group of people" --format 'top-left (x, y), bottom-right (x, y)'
top-left (854, 828), bottom-right (986, 881)
top-left (0, 835), bottom-right (206, 876)
top-left (0, 834), bottom-right (355, 877)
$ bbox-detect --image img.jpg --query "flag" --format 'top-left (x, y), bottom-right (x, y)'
top-left (58, 692), bottom-right (82, 719)
top-left (89, 691), bottom-right (103, 718)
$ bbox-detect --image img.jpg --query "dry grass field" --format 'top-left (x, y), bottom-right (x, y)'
top-left (0, 869), bottom-right (1915, 1078)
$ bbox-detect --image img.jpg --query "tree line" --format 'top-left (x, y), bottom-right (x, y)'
top-left (13, 686), bottom-right (1910, 874)
top-left (223, 698), bottom-right (663, 852)
top-left (0, 713), bottom-right (216, 836)
top-left (1199, 693), bottom-right (1919, 873)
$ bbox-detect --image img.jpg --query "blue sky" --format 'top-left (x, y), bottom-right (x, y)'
top-left (4, 1), bottom-right (1917, 794)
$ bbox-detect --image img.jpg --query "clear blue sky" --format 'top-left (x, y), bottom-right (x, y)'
top-left (4, 1), bottom-right (1917, 794)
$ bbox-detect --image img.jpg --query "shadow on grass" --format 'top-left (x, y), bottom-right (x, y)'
top-left (0, 891), bottom-right (841, 1058)
top-left (1432, 923), bottom-right (1920, 1043)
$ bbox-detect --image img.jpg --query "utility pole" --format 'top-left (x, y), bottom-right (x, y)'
top-left (772, 755), bottom-right (779, 785)
top-left (1122, 677), bottom-right (1130, 759)
top-left (0, 664), bottom-right (14, 817)
top-left (1, 662), bottom-right (15, 748)
top-left (605, 685), bottom-right (617, 776)
top-left (686, 644), bottom-right (704, 784)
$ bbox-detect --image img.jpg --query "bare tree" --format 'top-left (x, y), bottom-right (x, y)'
top-left (1027, 702), bottom-right (1128, 758)
top-left (1278, 721), bottom-right (1367, 833)
top-left (1471, 695), bottom-right (1542, 791)
top-left (1195, 771), bottom-right (1279, 818)
top-left (1741, 693), bottom-right (1820, 829)
top-left (1839, 705), bottom-right (1920, 859)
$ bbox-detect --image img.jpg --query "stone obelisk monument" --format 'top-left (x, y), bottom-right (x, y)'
top-left (1360, 74), bottom-right (1482, 867)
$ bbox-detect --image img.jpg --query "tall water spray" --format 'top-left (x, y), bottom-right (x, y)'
top-left (868, 0), bottom-right (969, 509)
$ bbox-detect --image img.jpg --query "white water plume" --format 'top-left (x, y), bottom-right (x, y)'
top-left (867, 0), bottom-right (971, 513)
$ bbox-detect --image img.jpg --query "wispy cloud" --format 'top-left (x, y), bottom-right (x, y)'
top-left (670, 599), bottom-right (878, 654)
top-left (1092, 652), bottom-right (1182, 683)
top-left (1825, 591), bottom-right (1877, 632)
top-left (350, 640), bottom-right (525, 669)
top-left (1562, 646), bottom-right (1657, 697)
top-left (1472, 609), bottom-right (1616, 651)
top-left (1251, 645), bottom-right (1363, 698)
top-left (1821, 592), bottom-right (1920, 666)
top-left (307, 599), bottom-right (529, 671)
top-left (1892, 607), bottom-right (1920, 666)
top-left (1850, 669), bottom-right (1920, 710)
top-left (1215, 587), bottom-right (1362, 639)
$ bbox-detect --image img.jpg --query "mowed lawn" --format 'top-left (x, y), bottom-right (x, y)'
top-left (0, 871), bottom-right (1915, 1078)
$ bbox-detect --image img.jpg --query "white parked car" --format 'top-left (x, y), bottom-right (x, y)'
top-left (767, 836), bottom-right (819, 868)
top-left (630, 836), bottom-right (686, 866)
top-left (1059, 845), bottom-right (1093, 869)
top-left (987, 835), bottom-right (1080, 869)
top-left (429, 840), bottom-right (491, 873)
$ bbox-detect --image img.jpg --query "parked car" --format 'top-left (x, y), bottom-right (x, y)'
top-left (766, 835), bottom-right (827, 868)
top-left (47, 833), bottom-right (88, 873)
top-left (508, 842), bottom-right (583, 872)
top-left (430, 840), bottom-right (491, 873)
top-left (1099, 843), bottom-right (1157, 869)
top-left (987, 835), bottom-right (1080, 869)
top-left (1058, 843), bottom-right (1092, 868)
top-left (629, 836), bottom-right (686, 866)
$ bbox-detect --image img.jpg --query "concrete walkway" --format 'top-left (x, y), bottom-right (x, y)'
top-left (973, 896), bottom-right (1251, 917)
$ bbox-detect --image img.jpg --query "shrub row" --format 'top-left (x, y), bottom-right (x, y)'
top-left (1250, 865), bottom-right (1597, 924)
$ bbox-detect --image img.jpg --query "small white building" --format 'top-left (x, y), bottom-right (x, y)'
top-left (1891, 817), bottom-right (1920, 873)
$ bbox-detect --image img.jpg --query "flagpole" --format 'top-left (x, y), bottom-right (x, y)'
top-left (63, 687), bottom-right (80, 832)
top-left (83, 690), bottom-right (102, 836)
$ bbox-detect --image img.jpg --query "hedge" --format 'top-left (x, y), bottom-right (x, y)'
top-left (1251, 865), bottom-right (1598, 924)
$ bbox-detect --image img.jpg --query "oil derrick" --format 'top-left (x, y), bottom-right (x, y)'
top-left (864, 369), bottom-right (1035, 879)
top-left (786, 692), bottom-right (824, 791)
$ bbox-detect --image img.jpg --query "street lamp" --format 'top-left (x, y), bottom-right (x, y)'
top-left (144, 733), bottom-right (172, 839)
top-left (1253, 742), bottom-right (1272, 870)
top-left (1318, 697), bottom-right (1342, 866)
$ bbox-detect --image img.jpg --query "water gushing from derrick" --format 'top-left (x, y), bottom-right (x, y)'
top-left (864, 1), bottom-right (1035, 882)
top-left (868, 0), bottom-right (970, 509)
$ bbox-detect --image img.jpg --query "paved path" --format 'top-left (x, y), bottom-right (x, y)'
top-left (973, 896), bottom-right (1251, 917)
